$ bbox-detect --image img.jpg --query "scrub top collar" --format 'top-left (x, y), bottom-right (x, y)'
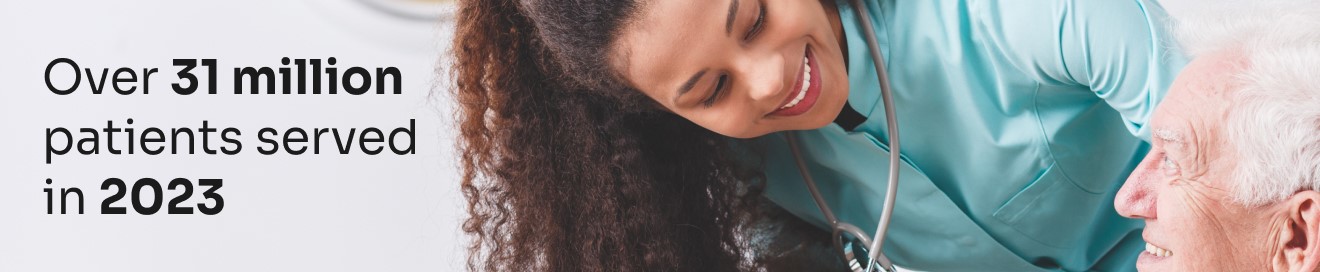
top-left (835, 0), bottom-right (893, 137)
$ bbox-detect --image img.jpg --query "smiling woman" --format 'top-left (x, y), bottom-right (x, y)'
top-left (614, 0), bottom-right (849, 138)
top-left (453, 0), bottom-right (877, 268)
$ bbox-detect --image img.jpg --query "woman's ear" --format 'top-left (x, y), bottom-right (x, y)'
top-left (1280, 190), bottom-right (1320, 272)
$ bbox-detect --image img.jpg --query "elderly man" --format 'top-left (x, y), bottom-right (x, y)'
top-left (1113, 1), bottom-right (1320, 271)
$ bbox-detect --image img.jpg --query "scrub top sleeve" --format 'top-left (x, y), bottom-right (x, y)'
top-left (982, 0), bottom-right (1188, 141)
top-left (1054, 0), bottom-right (1188, 140)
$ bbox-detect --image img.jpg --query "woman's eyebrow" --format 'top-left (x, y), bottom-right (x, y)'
top-left (725, 0), bottom-right (738, 35)
top-left (675, 69), bottom-right (708, 104)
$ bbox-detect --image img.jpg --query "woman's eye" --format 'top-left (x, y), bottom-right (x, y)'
top-left (743, 0), bottom-right (766, 41)
top-left (704, 74), bottom-right (728, 107)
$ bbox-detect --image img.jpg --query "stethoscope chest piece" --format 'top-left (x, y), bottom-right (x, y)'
top-left (836, 227), bottom-right (897, 272)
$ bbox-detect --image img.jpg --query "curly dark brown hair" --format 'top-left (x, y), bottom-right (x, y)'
top-left (449, 0), bottom-right (771, 271)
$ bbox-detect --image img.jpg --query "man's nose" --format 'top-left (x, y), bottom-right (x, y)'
top-left (1115, 154), bottom-right (1159, 219)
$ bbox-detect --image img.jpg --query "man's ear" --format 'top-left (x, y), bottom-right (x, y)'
top-left (1280, 191), bottom-right (1320, 272)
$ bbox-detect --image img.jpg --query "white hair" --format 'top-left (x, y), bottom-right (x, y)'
top-left (1174, 0), bottom-right (1320, 206)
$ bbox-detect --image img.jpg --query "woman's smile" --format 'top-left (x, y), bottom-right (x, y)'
top-left (769, 45), bottom-right (822, 117)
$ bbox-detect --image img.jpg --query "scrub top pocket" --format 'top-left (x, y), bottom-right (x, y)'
top-left (992, 161), bottom-right (1105, 249)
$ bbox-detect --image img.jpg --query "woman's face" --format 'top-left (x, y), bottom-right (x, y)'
top-left (611, 0), bottom-right (850, 138)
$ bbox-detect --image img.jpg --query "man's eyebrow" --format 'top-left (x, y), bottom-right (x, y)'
top-left (725, 0), bottom-right (738, 35)
top-left (674, 69), bottom-right (708, 104)
top-left (1153, 128), bottom-right (1184, 143)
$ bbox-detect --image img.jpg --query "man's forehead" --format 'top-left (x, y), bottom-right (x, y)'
top-left (1176, 51), bottom-right (1249, 99)
top-left (1151, 51), bottom-right (1246, 149)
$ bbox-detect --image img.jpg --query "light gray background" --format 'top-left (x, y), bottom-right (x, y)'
top-left (0, 0), bottom-right (1194, 271)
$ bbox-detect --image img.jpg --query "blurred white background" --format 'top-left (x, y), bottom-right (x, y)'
top-left (0, 0), bottom-right (1195, 271)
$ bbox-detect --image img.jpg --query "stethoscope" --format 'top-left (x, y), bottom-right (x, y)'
top-left (784, 0), bottom-right (900, 271)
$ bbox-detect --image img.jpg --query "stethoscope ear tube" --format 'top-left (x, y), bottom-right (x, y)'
top-left (847, 0), bottom-right (902, 270)
top-left (783, 0), bottom-right (902, 271)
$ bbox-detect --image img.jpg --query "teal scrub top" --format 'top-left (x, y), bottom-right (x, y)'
top-left (758, 0), bottom-right (1187, 271)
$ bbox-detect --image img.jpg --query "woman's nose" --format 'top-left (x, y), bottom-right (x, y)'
top-left (1115, 154), bottom-right (1159, 219)
top-left (737, 53), bottom-right (785, 103)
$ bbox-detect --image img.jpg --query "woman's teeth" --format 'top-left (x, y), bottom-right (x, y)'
top-left (780, 56), bottom-right (812, 110)
top-left (1145, 242), bottom-right (1173, 257)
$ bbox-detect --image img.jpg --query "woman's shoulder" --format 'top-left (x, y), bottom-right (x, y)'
top-left (963, 0), bottom-right (1175, 53)
top-left (962, 0), bottom-right (1181, 85)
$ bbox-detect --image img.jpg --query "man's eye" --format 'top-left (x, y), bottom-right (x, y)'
top-left (743, 0), bottom-right (766, 41)
top-left (1160, 154), bottom-right (1180, 177)
top-left (704, 74), bottom-right (728, 107)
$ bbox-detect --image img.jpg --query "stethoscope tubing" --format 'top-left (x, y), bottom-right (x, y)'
top-left (784, 0), bottom-right (901, 271)
top-left (848, 0), bottom-right (902, 267)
